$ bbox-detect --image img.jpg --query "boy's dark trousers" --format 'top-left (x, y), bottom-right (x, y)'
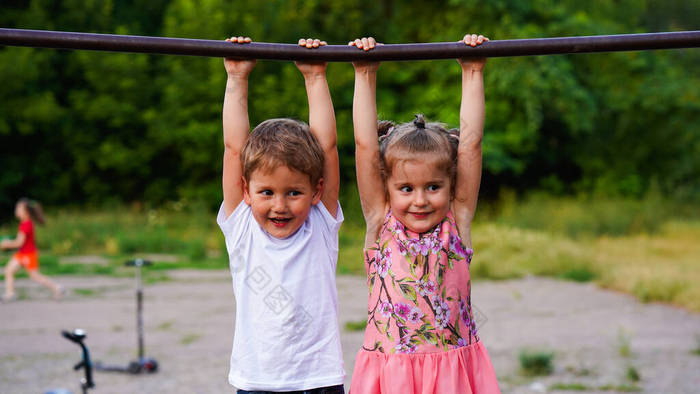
top-left (237, 385), bottom-right (344, 394)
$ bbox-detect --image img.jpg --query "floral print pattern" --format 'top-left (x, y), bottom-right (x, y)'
top-left (362, 211), bottom-right (478, 354)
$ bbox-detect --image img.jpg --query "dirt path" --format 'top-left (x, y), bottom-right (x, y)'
top-left (1, 271), bottom-right (698, 393)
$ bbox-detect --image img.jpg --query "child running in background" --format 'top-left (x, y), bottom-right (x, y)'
top-left (2, 198), bottom-right (63, 302)
top-left (217, 36), bottom-right (344, 393)
top-left (348, 35), bottom-right (500, 393)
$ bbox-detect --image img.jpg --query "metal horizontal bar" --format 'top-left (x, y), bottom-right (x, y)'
top-left (1, 28), bottom-right (699, 61)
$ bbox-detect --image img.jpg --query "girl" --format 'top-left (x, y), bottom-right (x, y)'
top-left (348, 35), bottom-right (500, 393)
top-left (1, 198), bottom-right (63, 302)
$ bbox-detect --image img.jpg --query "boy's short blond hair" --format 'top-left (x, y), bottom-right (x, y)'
top-left (241, 118), bottom-right (325, 185)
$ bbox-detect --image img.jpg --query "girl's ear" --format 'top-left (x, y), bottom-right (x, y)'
top-left (242, 176), bottom-right (252, 205)
top-left (312, 178), bottom-right (324, 205)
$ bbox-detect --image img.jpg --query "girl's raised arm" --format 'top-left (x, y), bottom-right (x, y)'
top-left (350, 37), bottom-right (387, 241)
top-left (295, 38), bottom-right (340, 218)
top-left (222, 37), bottom-right (256, 217)
top-left (453, 34), bottom-right (488, 243)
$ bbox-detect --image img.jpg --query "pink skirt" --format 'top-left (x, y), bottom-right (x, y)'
top-left (349, 341), bottom-right (500, 394)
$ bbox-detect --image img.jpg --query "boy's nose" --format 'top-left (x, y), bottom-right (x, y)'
top-left (272, 196), bottom-right (287, 211)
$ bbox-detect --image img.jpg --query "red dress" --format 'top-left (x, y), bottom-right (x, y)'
top-left (15, 220), bottom-right (39, 270)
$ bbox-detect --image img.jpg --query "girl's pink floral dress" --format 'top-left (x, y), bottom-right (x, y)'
top-left (350, 211), bottom-right (500, 394)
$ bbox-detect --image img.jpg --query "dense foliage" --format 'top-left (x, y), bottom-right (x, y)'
top-left (1, 0), bottom-right (699, 216)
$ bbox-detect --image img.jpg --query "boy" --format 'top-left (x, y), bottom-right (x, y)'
top-left (217, 36), bottom-right (344, 393)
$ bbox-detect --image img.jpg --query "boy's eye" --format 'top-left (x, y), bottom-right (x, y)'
top-left (399, 186), bottom-right (413, 193)
top-left (288, 190), bottom-right (302, 197)
top-left (260, 190), bottom-right (273, 196)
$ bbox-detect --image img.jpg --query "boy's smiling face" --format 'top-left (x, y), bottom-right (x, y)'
top-left (243, 165), bottom-right (322, 239)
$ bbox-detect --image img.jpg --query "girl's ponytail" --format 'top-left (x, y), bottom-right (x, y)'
top-left (413, 114), bottom-right (425, 130)
top-left (446, 128), bottom-right (460, 152)
top-left (19, 198), bottom-right (46, 225)
top-left (377, 120), bottom-right (395, 144)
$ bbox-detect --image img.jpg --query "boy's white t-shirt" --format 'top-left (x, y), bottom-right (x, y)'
top-left (217, 200), bottom-right (345, 391)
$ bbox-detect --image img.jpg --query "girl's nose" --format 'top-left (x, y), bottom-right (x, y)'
top-left (414, 190), bottom-right (428, 206)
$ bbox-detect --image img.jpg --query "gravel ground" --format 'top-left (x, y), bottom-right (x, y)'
top-left (1, 270), bottom-right (699, 393)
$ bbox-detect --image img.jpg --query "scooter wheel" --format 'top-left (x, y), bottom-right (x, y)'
top-left (143, 358), bottom-right (158, 373)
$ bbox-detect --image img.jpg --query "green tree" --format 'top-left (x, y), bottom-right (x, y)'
top-left (1, 0), bottom-right (698, 217)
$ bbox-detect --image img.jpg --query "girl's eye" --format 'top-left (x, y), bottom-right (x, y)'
top-left (399, 186), bottom-right (413, 193)
top-left (428, 184), bottom-right (441, 191)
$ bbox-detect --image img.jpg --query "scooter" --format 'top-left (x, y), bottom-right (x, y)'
top-left (95, 258), bottom-right (158, 374)
top-left (44, 329), bottom-right (95, 394)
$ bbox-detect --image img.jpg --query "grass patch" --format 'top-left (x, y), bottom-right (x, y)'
top-left (488, 191), bottom-right (678, 238)
top-left (471, 219), bottom-right (700, 311)
top-left (72, 288), bottom-right (97, 297)
top-left (597, 384), bottom-right (642, 392)
top-left (338, 222), bottom-right (366, 275)
top-left (550, 382), bottom-right (590, 390)
top-left (471, 223), bottom-right (594, 281)
top-left (618, 329), bottom-right (632, 358)
top-left (15, 289), bottom-right (29, 301)
top-left (2, 201), bottom-right (221, 258)
top-left (593, 220), bottom-right (700, 311)
top-left (143, 272), bottom-right (171, 284)
top-left (693, 335), bottom-right (700, 356)
top-left (344, 319), bottom-right (367, 332)
top-left (518, 348), bottom-right (554, 376)
top-left (626, 365), bottom-right (641, 382)
top-left (180, 333), bottom-right (201, 345)
top-left (631, 278), bottom-right (688, 304)
top-left (146, 257), bottom-right (228, 271)
top-left (558, 266), bottom-right (597, 282)
top-left (565, 365), bottom-right (594, 376)
top-left (550, 383), bottom-right (642, 392)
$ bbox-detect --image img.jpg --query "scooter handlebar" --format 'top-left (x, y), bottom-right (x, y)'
top-left (61, 329), bottom-right (95, 389)
top-left (62, 329), bottom-right (86, 343)
top-left (125, 258), bottom-right (152, 267)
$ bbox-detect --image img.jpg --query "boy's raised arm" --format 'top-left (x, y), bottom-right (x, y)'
top-left (453, 34), bottom-right (488, 241)
top-left (222, 37), bottom-right (256, 217)
top-left (296, 38), bottom-right (340, 218)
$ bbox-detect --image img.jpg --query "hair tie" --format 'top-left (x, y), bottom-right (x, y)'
top-left (413, 114), bottom-right (425, 130)
top-left (446, 128), bottom-right (460, 140)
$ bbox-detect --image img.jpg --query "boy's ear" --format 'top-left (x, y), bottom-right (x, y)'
top-left (242, 176), bottom-right (251, 205)
top-left (311, 177), bottom-right (324, 205)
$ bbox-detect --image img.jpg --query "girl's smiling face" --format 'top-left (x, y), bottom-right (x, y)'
top-left (243, 165), bottom-right (322, 239)
top-left (386, 156), bottom-right (452, 234)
